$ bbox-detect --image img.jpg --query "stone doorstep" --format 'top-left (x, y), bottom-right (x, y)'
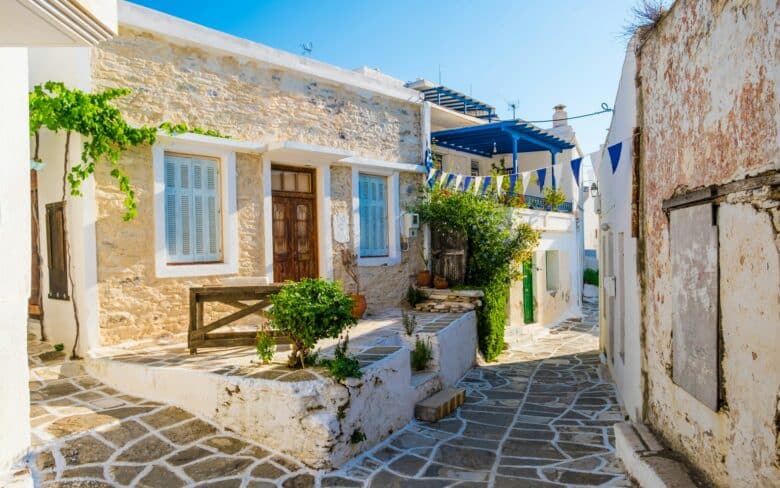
top-left (415, 387), bottom-right (465, 422)
top-left (614, 422), bottom-right (697, 488)
top-left (422, 288), bottom-right (485, 299)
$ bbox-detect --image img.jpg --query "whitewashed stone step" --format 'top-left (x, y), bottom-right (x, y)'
top-left (415, 387), bottom-right (465, 422)
top-left (411, 371), bottom-right (442, 404)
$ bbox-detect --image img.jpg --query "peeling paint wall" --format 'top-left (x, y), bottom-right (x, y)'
top-left (637, 0), bottom-right (780, 485)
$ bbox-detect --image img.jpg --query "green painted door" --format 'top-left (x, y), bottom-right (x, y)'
top-left (522, 260), bottom-right (535, 323)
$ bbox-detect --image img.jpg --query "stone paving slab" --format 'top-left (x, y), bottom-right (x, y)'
top-left (27, 301), bottom-right (631, 486)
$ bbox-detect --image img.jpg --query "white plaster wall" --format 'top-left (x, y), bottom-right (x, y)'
top-left (597, 39), bottom-right (643, 421)
top-left (509, 210), bottom-right (581, 329)
top-left (0, 47), bottom-right (33, 481)
top-left (28, 47), bottom-right (100, 356)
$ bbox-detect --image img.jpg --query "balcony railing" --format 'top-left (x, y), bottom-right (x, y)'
top-left (522, 194), bottom-right (573, 213)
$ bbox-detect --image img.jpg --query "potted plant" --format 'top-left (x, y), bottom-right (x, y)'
top-left (416, 242), bottom-right (433, 287)
top-left (433, 275), bottom-right (449, 289)
top-left (340, 248), bottom-right (366, 318)
top-left (267, 278), bottom-right (357, 368)
top-left (544, 187), bottom-right (567, 211)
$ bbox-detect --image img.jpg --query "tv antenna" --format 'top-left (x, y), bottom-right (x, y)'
top-left (300, 41), bottom-right (313, 56)
top-left (507, 100), bottom-right (519, 119)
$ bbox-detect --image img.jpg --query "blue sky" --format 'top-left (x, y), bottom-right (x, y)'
top-left (132, 0), bottom-right (636, 160)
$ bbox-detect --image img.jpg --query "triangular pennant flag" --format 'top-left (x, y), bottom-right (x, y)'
top-left (445, 173), bottom-right (456, 189)
top-left (495, 175), bottom-right (504, 196)
top-left (570, 157), bottom-right (583, 186)
top-left (589, 150), bottom-right (601, 176)
top-left (608, 142), bottom-right (622, 174)
top-left (473, 177), bottom-right (482, 195)
top-left (454, 175), bottom-right (463, 191)
top-left (522, 171), bottom-right (531, 195)
top-left (438, 171), bottom-right (448, 187)
top-left (426, 167), bottom-right (437, 183)
top-left (462, 176), bottom-right (473, 192)
top-left (481, 176), bottom-right (492, 195)
top-left (536, 168), bottom-right (547, 191)
top-left (508, 174), bottom-right (518, 196)
top-left (424, 148), bottom-right (433, 171)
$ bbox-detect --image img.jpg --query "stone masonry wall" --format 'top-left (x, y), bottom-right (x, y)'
top-left (638, 1), bottom-right (779, 486)
top-left (91, 27), bottom-right (422, 344)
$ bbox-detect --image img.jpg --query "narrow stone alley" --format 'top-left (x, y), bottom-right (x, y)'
top-left (28, 301), bottom-right (629, 487)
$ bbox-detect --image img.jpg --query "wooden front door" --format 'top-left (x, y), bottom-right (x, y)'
top-left (271, 167), bottom-right (318, 282)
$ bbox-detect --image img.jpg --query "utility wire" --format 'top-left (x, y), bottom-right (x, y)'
top-left (516, 103), bottom-right (613, 124)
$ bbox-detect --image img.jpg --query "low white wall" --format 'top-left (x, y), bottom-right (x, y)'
top-left (88, 311), bottom-right (478, 469)
top-left (0, 47), bottom-right (33, 482)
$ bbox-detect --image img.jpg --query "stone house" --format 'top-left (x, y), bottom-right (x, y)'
top-left (600, 0), bottom-right (779, 485)
top-left (28, 0), bottom-right (429, 355)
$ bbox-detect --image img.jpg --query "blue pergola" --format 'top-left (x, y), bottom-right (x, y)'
top-left (431, 120), bottom-right (574, 184)
top-left (421, 86), bottom-right (497, 121)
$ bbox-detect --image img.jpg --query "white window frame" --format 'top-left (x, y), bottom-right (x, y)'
top-left (351, 167), bottom-right (400, 266)
top-left (153, 141), bottom-right (238, 278)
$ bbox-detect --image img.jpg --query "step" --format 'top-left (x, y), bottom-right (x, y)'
top-left (411, 371), bottom-right (442, 403)
top-left (415, 386), bottom-right (465, 422)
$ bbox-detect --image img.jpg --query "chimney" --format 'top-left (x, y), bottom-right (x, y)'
top-left (552, 104), bottom-right (568, 128)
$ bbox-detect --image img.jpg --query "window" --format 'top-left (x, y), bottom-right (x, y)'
top-left (45, 201), bottom-right (69, 300)
top-left (470, 160), bottom-right (480, 176)
top-left (358, 174), bottom-right (388, 257)
top-left (164, 152), bottom-right (222, 264)
top-left (545, 250), bottom-right (560, 291)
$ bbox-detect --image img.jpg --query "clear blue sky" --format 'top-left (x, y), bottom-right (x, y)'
top-left (131, 0), bottom-right (636, 159)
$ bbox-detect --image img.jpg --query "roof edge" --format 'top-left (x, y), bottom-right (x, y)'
top-left (118, 1), bottom-right (424, 104)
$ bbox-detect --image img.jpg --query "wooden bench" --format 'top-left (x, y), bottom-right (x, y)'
top-left (188, 284), bottom-right (289, 354)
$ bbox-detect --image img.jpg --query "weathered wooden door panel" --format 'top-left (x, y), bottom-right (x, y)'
top-left (271, 167), bottom-right (318, 283)
top-left (671, 203), bottom-right (719, 411)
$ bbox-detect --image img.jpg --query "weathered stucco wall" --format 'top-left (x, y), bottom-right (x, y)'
top-left (638, 1), bottom-right (779, 485)
top-left (91, 27), bottom-right (422, 343)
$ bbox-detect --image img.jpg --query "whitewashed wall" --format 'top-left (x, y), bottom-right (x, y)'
top-left (597, 39), bottom-right (642, 421)
top-left (0, 47), bottom-right (33, 483)
top-left (28, 47), bottom-right (101, 357)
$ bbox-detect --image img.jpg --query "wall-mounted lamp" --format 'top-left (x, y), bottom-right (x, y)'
top-left (492, 141), bottom-right (497, 154)
top-left (590, 182), bottom-right (600, 198)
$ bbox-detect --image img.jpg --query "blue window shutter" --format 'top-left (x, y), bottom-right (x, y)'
top-left (163, 153), bottom-right (222, 264)
top-left (359, 174), bottom-right (388, 257)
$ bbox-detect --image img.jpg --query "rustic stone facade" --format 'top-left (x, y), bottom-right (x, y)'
top-left (91, 27), bottom-right (424, 344)
top-left (637, 1), bottom-right (779, 486)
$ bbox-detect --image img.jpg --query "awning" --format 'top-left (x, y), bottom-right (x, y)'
top-left (263, 141), bottom-right (352, 164)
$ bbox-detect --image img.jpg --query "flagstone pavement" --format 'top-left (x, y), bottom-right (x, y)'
top-left (27, 300), bottom-right (631, 487)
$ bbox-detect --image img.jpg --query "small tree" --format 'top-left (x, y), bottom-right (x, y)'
top-left (268, 278), bottom-right (357, 368)
top-left (544, 187), bottom-right (567, 211)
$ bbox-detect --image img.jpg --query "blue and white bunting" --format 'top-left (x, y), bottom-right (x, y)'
top-left (495, 175), bottom-right (504, 197)
top-left (570, 157), bottom-right (583, 186)
top-left (536, 168), bottom-right (547, 191)
top-left (508, 173), bottom-right (518, 196)
top-left (481, 176), bottom-right (492, 195)
top-left (608, 142), bottom-right (622, 174)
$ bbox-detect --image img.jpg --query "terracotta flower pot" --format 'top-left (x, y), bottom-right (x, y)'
top-left (433, 275), bottom-right (449, 289)
top-left (350, 294), bottom-right (367, 319)
top-left (416, 270), bottom-right (433, 287)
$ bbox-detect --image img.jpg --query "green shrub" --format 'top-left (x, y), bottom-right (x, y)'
top-left (584, 268), bottom-right (599, 286)
top-left (544, 187), bottom-right (567, 211)
top-left (268, 278), bottom-right (357, 368)
top-left (53, 343), bottom-right (64, 352)
top-left (255, 331), bottom-right (276, 364)
top-left (406, 286), bottom-right (426, 307)
top-left (411, 337), bottom-right (433, 371)
top-left (320, 335), bottom-right (362, 381)
top-left (411, 187), bottom-right (540, 360)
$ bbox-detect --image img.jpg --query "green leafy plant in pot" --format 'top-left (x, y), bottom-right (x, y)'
top-left (340, 248), bottom-right (366, 318)
top-left (268, 278), bottom-right (358, 368)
